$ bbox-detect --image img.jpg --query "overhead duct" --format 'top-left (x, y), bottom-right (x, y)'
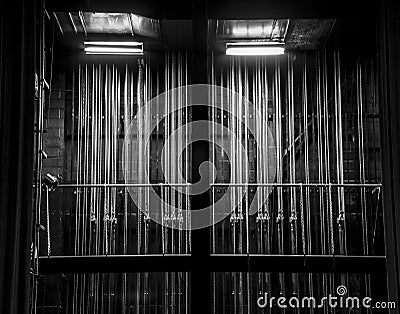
top-left (54, 11), bottom-right (161, 39)
top-left (216, 19), bottom-right (289, 41)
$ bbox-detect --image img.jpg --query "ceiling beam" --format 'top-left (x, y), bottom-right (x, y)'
top-left (45, 0), bottom-right (375, 20)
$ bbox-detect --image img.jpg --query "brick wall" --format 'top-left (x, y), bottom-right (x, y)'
top-left (41, 73), bottom-right (66, 256)
top-left (42, 74), bottom-right (65, 178)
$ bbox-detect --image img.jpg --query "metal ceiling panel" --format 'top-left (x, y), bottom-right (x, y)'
top-left (54, 12), bottom-right (161, 38)
top-left (216, 19), bottom-right (289, 41)
top-left (130, 14), bottom-right (161, 38)
top-left (215, 18), bottom-right (335, 50)
top-left (285, 19), bottom-right (335, 50)
top-left (82, 12), bottom-right (132, 33)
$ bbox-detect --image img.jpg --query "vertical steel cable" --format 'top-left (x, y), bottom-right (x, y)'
top-left (171, 53), bottom-right (176, 313)
top-left (143, 61), bottom-right (149, 314)
top-left (73, 65), bottom-right (80, 313)
top-left (177, 54), bottom-right (183, 314)
top-left (73, 64), bottom-right (82, 314)
top-left (76, 64), bottom-right (82, 255)
top-left (108, 65), bottom-right (114, 312)
top-left (241, 62), bottom-right (250, 314)
top-left (164, 52), bottom-right (169, 313)
top-left (137, 59), bottom-right (145, 314)
top-left (259, 57), bottom-right (265, 224)
top-left (303, 54), bottom-right (311, 251)
top-left (258, 57), bottom-right (266, 254)
top-left (165, 52), bottom-right (170, 251)
top-left (155, 69), bottom-right (161, 312)
top-left (317, 53), bottom-right (328, 310)
top-left (241, 59), bottom-right (250, 311)
top-left (114, 67), bottom-right (121, 311)
top-left (371, 60), bottom-right (380, 182)
top-left (96, 64), bottom-right (102, 313)
top-left (83, 64), bottom-right (88, 257)
top-left (155, 69), bottom-right (161, 249)
top-left (88, 65), bottom-right (95, 311)
top-left (316, 53), bottom-right (327, 255)
top-left (131, 69), bottom-right (135, 251)
top-left (288, 52), bottom-right (297, 246)
top-left (171, 52), bottom-right (176, 249)
top-left (95, 65), bottom-right (100, 256)
top-left (322, 51), bottom-right (335, 310)
top-left (232, 59), bottom-right (238, 314)
top-left (112, 65), bottom-right (119, 250)
top-left (223, 66), bottom-right (229, 255)
top-left (244, 60), bottom-right (250, 255)
top-left (104, 65), bottom-right (109, 256)
top-left (302, 53), bottom-right (314, 305)
top-left (177, 52), bottom-right (183, 251)
top-left (123, 66), bottom-right (129, 267)
top-left (323, 53), bottom-right (336, 310)
top-left (161, 54), bottom-right (167, 256)
top-left (237, 57), bottom-right (243, 257)
top-left (144, 62), bottom-right (149, 255)
top-left (357, 59), bottom-right (368, 255)
top-left (356, 58), bottom-right (371, 302)
top-left (263, 59), bottom-right (271, 251)
top-left (237, 58), bottom-right (243, 258)
top-left (184, 52), bottom-right (190, 314)
top-left (322, 53), bottom-right (335, 257)
top-left (46, 187), bottom-right (51, 256)
top-left (138, 60), bottom-right (144, 255)
top-left (210, 52), bottom-right (217, 314)
top-left (172, 53), bottom-right (176, 313)
top-left (334, 52), bottom-right (347, 256)
top-left (274, 57), bottom-right (285, 297)
top-left (97, 64), bottom-right (101, 312)
top-left (288, 54), bottom-right (297, 239)
top-left (184, 52), bottom-right (190, 253)
top-left (150, 60), bottom-right (154, 314)
top-left (81, 64), bottom-right (90, 313)
top-left (238, 59), bottom-right (244, 230)
top-left (230, 58), bottom-right (237, 246)
top-left (81, 64), bottom-right (85, 313)
top-left (255, 58), bottom-right (262, 227)
top-left (90, 65), bottom-right (96, 258)
top-left (211, 52), bottom-right (216, 256)
top-left (237, 58), bottom-right (243, 312)
top-left (254, 58), bottom-right (262, 259)
top-left (231, 58), bottom-right (237, 261)
top-left (208, 71), bottom-right (216, 257)
top-left (94, 64), bottom-right (98, 256)
top-left (263, 59), bottom-right (272, 296)
top-left (288, 52), bottom-right (299, 304)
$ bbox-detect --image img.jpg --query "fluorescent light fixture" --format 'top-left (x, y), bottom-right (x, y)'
top-left (226, 42), bottom-right (285, 56)
top-left (231, 25), bottom-right (270, 37)
top-left (84, 41), bottom-right (143, 55)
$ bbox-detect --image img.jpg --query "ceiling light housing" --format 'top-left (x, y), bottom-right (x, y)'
top-left (226, 42), bottom-right (285, 56)
top-left (84, 41), bottom-right (143, 55)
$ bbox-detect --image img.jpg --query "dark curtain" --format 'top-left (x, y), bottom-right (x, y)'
top-left (0, 0), bottom-right (37, 312)
top-left (379, 0), bottom-right (400, 307)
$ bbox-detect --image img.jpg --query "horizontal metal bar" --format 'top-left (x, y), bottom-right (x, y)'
top-left (57, 183), bottom-right (192, 188)
top-left (47, 183), bottom-right (382, 189)
top-left (212, 183), bottom-right (382, 188)
top-left (38, 254), bottom-right (386, 274)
